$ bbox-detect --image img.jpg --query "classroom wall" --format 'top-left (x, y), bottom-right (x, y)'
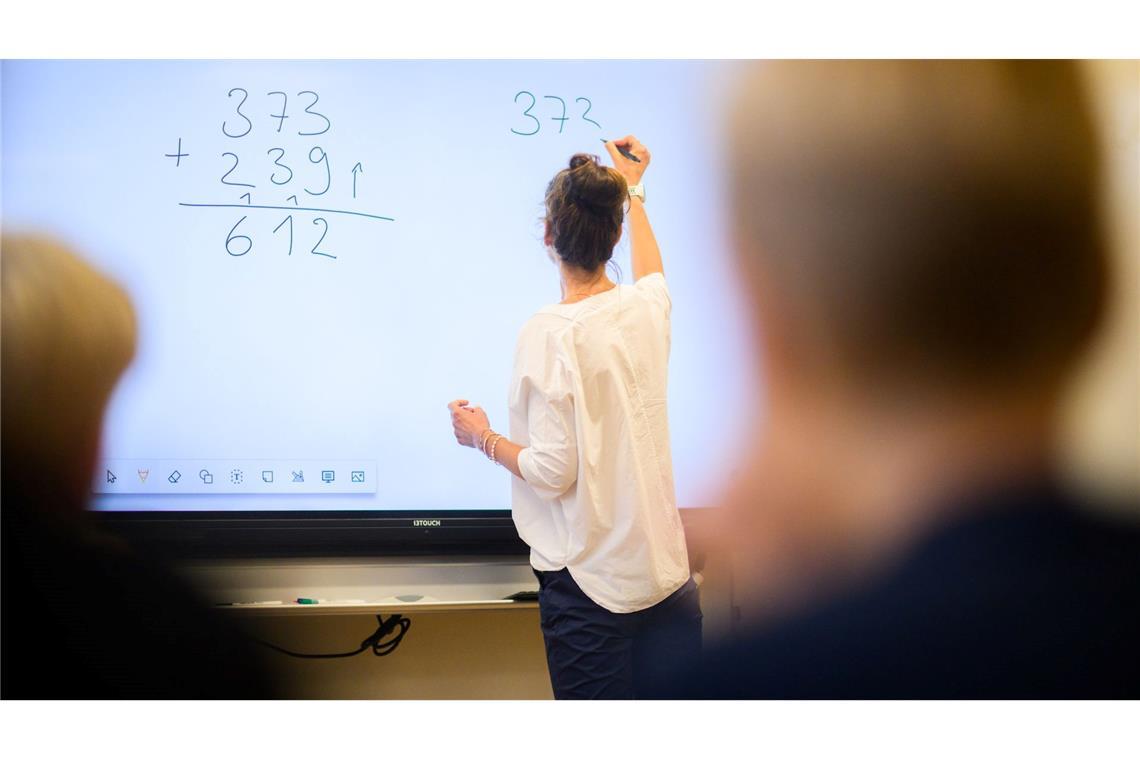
top-left (243, 607), bottom-right (554, 699)
top-left (185, 549), bottom-right (734, 699)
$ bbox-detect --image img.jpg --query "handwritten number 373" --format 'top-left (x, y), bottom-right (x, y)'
top-left (224, 88), bottom-right (331, 137)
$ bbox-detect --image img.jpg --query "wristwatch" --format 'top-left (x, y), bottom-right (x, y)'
top-left (628, 183), bottom-right (646, 203)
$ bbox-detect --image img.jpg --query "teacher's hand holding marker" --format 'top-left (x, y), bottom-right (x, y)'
top-left (447, 135), bottom-right (700, 700)
top-left (602, 135), bottom-right (650, 184)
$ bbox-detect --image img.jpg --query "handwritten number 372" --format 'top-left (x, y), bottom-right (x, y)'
top-left (512, 91), bottom-right (600, 136)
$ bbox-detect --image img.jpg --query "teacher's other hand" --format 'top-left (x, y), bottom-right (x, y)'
top-left (448, 399), bottom-right (491, 448)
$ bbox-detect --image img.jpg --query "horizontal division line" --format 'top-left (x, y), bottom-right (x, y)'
top-left (178, 202), bottom-right (394, 222)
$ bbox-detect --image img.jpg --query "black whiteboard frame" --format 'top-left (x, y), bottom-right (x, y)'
top-left (94, 509), bottom-right (529, 559)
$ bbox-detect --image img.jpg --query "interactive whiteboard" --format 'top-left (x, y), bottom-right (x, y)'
top-left (0, 60), bottom-right (755, 512)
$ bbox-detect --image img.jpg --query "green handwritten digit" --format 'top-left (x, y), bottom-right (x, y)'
top-left (512, 91), bottom-right (540, 136)
top-left (268, 148), bottom-right (293, 185)
top-left (544, 96), bottom-right (568, 134)
top-left (577, 97), bottom-right (601, 129)
top-left (222, 87), bottom-right (252, 138)
top-left (311, 218), bottom-right (335, 259)
top-left (226, 216), bottom-right (252, 257)
top-left (273, 215), bottom-right (294, 256)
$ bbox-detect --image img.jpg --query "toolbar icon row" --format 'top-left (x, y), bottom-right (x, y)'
top-left (97, 461), bottom-right (375, 494)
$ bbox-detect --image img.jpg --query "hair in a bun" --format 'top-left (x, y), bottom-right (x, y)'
top-left (544, 153), bottom-right (628, 271)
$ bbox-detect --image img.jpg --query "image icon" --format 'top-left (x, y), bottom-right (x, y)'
top-left (351, 470), bottom-right (365, 483)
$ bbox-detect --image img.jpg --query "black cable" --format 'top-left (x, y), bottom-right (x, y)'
top-left (253, 614), bottom-right (411, 659)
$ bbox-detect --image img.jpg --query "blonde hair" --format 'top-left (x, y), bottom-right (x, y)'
top-left (2, 234), bottom-right (136, 507)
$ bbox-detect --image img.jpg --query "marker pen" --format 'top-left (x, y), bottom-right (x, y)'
top-left (601, 138), bottom-right (641, 163)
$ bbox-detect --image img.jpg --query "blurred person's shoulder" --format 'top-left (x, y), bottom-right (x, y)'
top-left (2, 509), bottom-right (276, 699)
top-left (671, 482), bottom-right (1140, 699)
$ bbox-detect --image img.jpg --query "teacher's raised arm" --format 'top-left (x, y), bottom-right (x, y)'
top-left (604, 135), bottom-right (662, 280)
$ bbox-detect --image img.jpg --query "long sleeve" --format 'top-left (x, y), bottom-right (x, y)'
top-left (516, 356), bottom-right (578, 501)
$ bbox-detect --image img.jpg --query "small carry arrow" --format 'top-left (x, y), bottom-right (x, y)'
top-left (352, 162), bottom-right (363, 199)
top-left (286, 194), bottom-right (298, 206)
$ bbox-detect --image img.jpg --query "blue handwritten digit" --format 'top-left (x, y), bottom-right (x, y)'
top-left (297, 91), bottom-right (331, 136)
top-left (311, 218), bottom-right (335, 259)
top-left (544, 95), bottom-right (568, 134)
top-left (512, 91), bottom-right (540, 136)
top-left (226, 216), bottom-right (252, 256)
top-left (222, 88), bottom-right (252, 138)
top-left (267, 148), bottom-right (293, 185)
top-left (273, 215), bottom-right (294, 256)
top-left (268, 91), bottom-right (289, 133)
top-left (220, 152), bottom-right (255, 188)
top-left (305, 146), bottom-right (331, 196)
top-left (577, 97), bottom-right (601, 129)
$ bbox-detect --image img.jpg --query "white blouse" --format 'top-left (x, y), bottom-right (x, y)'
top-left (509, 272), bottom-right (690, 614)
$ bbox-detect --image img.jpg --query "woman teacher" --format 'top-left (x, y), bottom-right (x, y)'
top-left (448, 136), bottom-right (701, 699)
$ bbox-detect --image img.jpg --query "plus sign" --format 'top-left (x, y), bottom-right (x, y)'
top-left (165, 138), bottom-right (189, 167)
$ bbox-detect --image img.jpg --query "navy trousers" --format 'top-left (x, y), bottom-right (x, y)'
top-left (534, 568), bottom-right (702, 699)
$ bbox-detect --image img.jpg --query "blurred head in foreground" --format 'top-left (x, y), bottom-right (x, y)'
top-left (671, 60), bottom-right (1140, 698)
top-left (1, 234), bottom-right (274, 698)
top-left (719, 60), bottom-right (1108, 591)
top-left (2, 234), bottom-right (137, 515)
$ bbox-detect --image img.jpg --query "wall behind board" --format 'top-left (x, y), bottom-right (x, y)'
top-left (185, 550), bottom-right (734, 699)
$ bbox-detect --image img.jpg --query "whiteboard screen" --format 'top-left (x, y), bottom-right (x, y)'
top-left (1, 60), bottom-right (756, 512)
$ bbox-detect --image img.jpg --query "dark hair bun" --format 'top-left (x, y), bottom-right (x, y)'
top-left (544, 154), bottom-right (628, 271)
top-left (566, 154), bottom-right (627, 213)
top-left (568, 154), bottom-right (594, 170)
